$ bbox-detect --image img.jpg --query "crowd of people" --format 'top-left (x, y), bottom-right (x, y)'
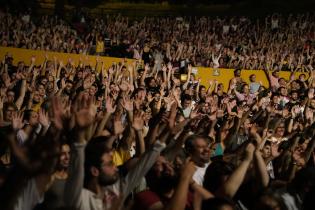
top-left (0, 10), bottom-right (314, 70)
top-left (0, 46), bottom-right (315, 210)
top-left (0, 8), bottom-right (315, 210)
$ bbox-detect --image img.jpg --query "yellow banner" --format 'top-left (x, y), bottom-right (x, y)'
top-left (0, 47), bottom-right (309, 92)
top-left (196, 67), bottom-right (309, 91)
top-left (0, 47), bottom-right (135, 71)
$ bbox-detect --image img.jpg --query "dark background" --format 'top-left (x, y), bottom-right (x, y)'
top-left (0, 0), bottom-right (314, 17)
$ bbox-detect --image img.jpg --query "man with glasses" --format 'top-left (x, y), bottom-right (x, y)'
top-left (64, 135), bottom-right (166, 210)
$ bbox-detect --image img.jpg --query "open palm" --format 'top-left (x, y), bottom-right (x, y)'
top-left (75, 97), bottom-right (97, 128)
top-left (12, 112), bottom-right (24, 131)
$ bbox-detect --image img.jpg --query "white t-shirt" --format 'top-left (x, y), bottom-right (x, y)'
top-left (22, 15), bottom-right (30, 23)
top-left (281, 193), bottom-right (301, 210)
top-left (266, 161), bottom-right (275, 179)
top-left (14, 178), bottom-right (43, 210)
top-left (17, 129), bottom-right (28, 145)
top-left (271, 19), bottom-right (279, 29)
top-left (223, 25), bottom-right (230, 34)
top-left (193, 162), bottom-right (210, 185)
top-left (183, 107), bottom-right (192, 119)
top-left (215, 44), bottom-right (222, 51)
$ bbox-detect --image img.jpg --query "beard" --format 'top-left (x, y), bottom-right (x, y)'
top-left (98, 172), bottom-right (119, 186)
top-left (65, 89), bottom-right (72, 96)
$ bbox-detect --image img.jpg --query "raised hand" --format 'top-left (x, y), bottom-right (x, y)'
top-left (31, 56), bottom-right (36, 64)
top-left (51, 97), bottom-right (65, 130)
top-left (121, 96), bottom-right (133, 112)
top-left (127, 83), bottom-right (135, 93)
top-left (108, 66), bottom-right (114, 75)
top-left (162, 65), bottom-right (167, 72)
top-left (181, 158), bottom-right (196, 180)
top-left (12, 111), bottom-right (24, 131)
top-left (3, 75), bottom-right (11, 88)
top-left (305, 107), bottom-right (314, 122)
top-left (105, 97), bottom-right (116, 114)
top-left (111, 89), bottom-right (119, 100)
top-left (187, 64), bottom-right (192, 72)
top-left (61, 78), bottom-right (66, 90)
top-left (38, 108), bottom-right (50, 128)
top-left (308, 88), bottom-right (314, 99)
top-left (250, 123), bottom-right (258, 136)
top-left (164, 96), bottom-right (176, 111)
top-left (217, 104), bottom-right (225, 118)
top-left (244, 143), bottom-right (255, 161)
top-left (74, 95), bottom-right (97, 129)
top-left (59, 60), bottom-right (64, 67)
top-left (132, 111), bottom-right (145, 131)
top-left (167, 62), bottom-right (173, 71)
top-left (0, 87), bottom-right (7, 97)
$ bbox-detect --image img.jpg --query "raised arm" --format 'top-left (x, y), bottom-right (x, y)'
top-left (95, 97), bottom-right (116, 137)
top-left (140, 64), bottom-right (149, 87)
top-left (15, 78), bottom-right (27, 110)
top-left (253, 132), bottom-right (270, 187)
top-left (304, 133), bottom-right (315, 164)
top-left (121, 137), bottom-right (166, 200)
top-left (3, 112), bottom-right (62, 210)
top-left (182, 64), bottom-right (192, 90)
top-left (64, 96), bottom-right (97, 208)
top-left (262, 68), bottom-right (272, 88)
top-left (132, 111), bottom-right (146, 157)
top-left (217, 143), bottom-right (255, 198)
top-left (165, 160), bottom-right (196, 210)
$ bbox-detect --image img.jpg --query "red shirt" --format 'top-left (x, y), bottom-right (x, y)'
top-left (133, 190), bottom-right (194, 210)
